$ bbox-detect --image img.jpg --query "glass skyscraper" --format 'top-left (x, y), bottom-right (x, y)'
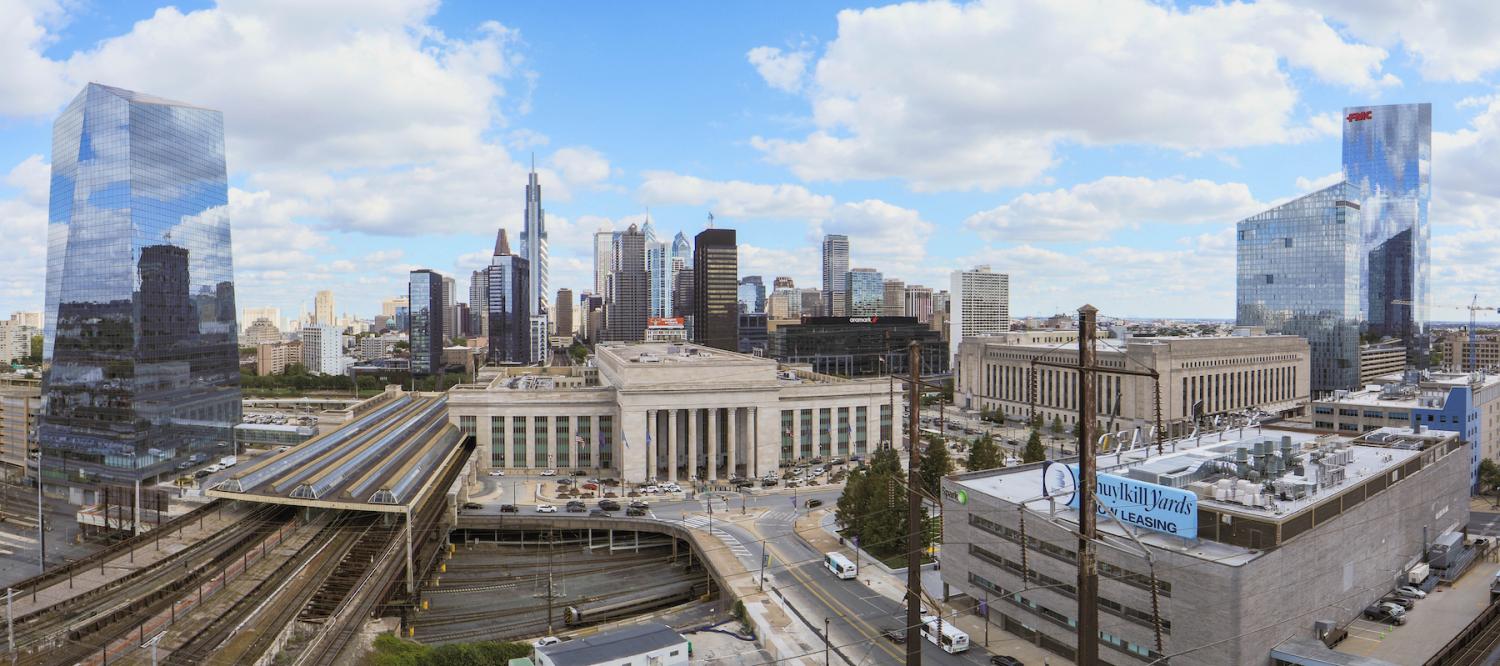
top-left (485, 229), bottom-right (530, 364)
top-left (1343, 103), bottom-right (1431, 362)
top-left (409, 269), bottom-right (444, 375)
top-left (40, 83), bottom-right (241, 499)
top-left (845, 268), bottom-right (885, 316)
top-left (1237, 182), bottom-right (1363, 392)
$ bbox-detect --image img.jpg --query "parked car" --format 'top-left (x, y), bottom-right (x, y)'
top-left (540, 469), bottom-right (557, 476)
top-left (276, 446), bottom-right (289, 453)
top-left (881, 628), bottom-right (906, 644)
top-left (194, 469), bottom-right (211, 479)
top-left (533, 637), bottom-right (561, 648)
top-left (829, 457), bottom-right (845, 465)
top-left (556, 478), bottom-right (573, 486)
top-left (1363, 603), bottom-right (1405, 625)
top-left (488, 470), bottom-right (505, 477)
top-left (582, 483), bottom-right (598, 490)
top-left (499, 504), bottom-right (519, 513)
top-left (536, 504), bottom-right (557, 513)
top-left (573, 470), bottom-right (589, 476)
top-left (626, 507), bottom-right (647, 517)
top-left (643, 485), bottom-right (660, 494)
top-left (1380, 595), bottom-right (1415, 610)
top-left (598, 500), bottom-right (621, 511)
top-left (762, 479), bottom-right (779, 487)
top-left (734, 479), bottom-right (756, 488)
top-left (589, 509), bottom-right (610, 517)
top-left (806, 499), bottom-right (824, 508)
top-left (462, 502), bottom-right (483, 510)
top-left (990, 657), bottom-right (1025, 666)
top-left (204, 464), bottom-right (223, 473)
top-left (629, 500), bottom-right (649, 510)
top-left (566, 501), bottom-right (586, 512)
top-left (1394, 585), bottom-right (1427, 599)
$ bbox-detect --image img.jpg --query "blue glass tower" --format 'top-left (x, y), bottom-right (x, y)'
top-left (1343, 103), bottom-right (1431, 363)
top-left (409, 269), bottom-right (444, 375)
top-left (484, 229), bottom-right (530, 364)
top-left (1237, 182), bottom-right (1363, 392)
top-left (40, 83), bottom-right (240, 499)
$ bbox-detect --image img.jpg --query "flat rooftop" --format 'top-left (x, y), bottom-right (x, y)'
top-left (597, 341), bottom-right (769, 364)
top-left (956, 424), bottom-right (1457, 565)
top-left (208, 391), bottom-right (467, 512)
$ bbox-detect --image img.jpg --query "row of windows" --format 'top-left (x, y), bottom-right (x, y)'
top-left (967, 514), bottom-right (1170, 597)
top-left (778, 406), bottom-right (872, 462)
top-left (1181, 365), bottom-right (1296, 415)
top-left (488, 415), bottom-right (612, 469)
top-left (968, 544), bottom-right (1170, 633)
top-left (968, 572), bottom-right (1164, 662)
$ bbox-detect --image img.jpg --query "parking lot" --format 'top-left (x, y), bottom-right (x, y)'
top-left (1337, 560), bottom-right (1500, 664)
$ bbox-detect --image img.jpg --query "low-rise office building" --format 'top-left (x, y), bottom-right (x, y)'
top-left (1311, 370), bottom-right (1500, 491)
top-left (768, 316), bottom-right (946, 377)
top-left (1360, 341), bottom-right (1407, 385)
top-left (448, 342), bottom-right (892, 481)
top-left (942, 425), bottom-right (1468, 666)
top-left (534, 623), bottom-right (688, 666)
top-left (0, 377), bottom-right (38, 473)
top-left (957, 331), bottom-right (1310, 435)
top-left (1441, 330), bottom-right (1500, 372)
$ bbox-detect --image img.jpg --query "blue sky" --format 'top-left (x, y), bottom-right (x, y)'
top-left (4, 0), bottom-right (1500, 325)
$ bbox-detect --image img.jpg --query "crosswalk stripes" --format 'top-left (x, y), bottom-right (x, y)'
top-left (681, 515), bottom-right (752, 558)
top-left (762, 510), bottom-right (797, 524)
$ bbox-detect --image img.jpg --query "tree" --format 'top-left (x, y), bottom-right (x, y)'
top-left (27, 335), bottom-right (41, 363)
top-left (1050, 415), bottom-right (1065, 435)
top-left (967, 434), bottom-right (1003, 472)
top-left (450, 336), bottom-right (467, 347)
top-left (371, 634), bottom-right (531, 666)
top-left (1023, 429), bottom-right (1047, 464)
top-left (917, 438), bottom-right (952, 498)
top-left (1482, 459), bottom-right (1500, 499)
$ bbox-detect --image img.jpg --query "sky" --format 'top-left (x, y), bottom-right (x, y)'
top-left (4, 0), bottom-right (1500, 325)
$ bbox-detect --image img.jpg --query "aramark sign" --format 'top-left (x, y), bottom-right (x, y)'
top-left (1050, 464), bottom-right (1198, 539)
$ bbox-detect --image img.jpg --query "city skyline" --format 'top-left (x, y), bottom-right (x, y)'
top-left (4, 3), bottom-right (1500, 324)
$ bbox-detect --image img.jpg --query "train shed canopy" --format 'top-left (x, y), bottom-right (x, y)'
top-left (208, 390), bottom-right (467, 512)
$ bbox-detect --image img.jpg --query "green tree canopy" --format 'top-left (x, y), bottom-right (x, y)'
top-left (1023, 429), bottom-right (1047, 464)
top-left (966, 434), bottom-right (1003, 472)
top-left (1050, 416), bottom-right (1065, 434)
top-left (917, 438), bottom-right (953, 498)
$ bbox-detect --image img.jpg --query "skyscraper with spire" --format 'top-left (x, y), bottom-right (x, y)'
top-left (485, 228), bottom-right (530, 364)
top-left (519, 156), bottom-right (549, 362)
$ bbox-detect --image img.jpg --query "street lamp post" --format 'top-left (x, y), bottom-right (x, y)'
top-left (823, 617), bottom-right (831, 666)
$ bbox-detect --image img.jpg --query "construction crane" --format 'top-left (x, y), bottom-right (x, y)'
top-left (1393, 295), bottom-right (1500, 371)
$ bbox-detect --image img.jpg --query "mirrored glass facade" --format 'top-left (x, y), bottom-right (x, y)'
top-left (485, 229), bottom-right (530, 364)
top-left (1343, 103), bottom-right (1431, 362)
top-left (40, 84), bottom-right (240, 497)
top-left (1237, 182), bottom-right (1362, 392)
top-left (409, 270), bottom-right (444, 375)
top-left (845, 269), bottom-right (884, 316)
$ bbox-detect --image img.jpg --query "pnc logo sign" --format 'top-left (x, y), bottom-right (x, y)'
top-left (1346, 110), bottom-right (1373, 122)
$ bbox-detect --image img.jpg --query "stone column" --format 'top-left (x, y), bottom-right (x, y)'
top-left (687, 408), bottom-right (699, 483)
top-left (708, 408), bottom-right (719, 482)
top-left (500, 415), bottom-right (511, 470)
top-left (620, 409), bottom-right (647, 483)
top-left (644, 409), bottom-right (656, 483)
top-left (567, 414), bottom-right (578, 470)
top-left (667, 409), bottom-right (679, 483)
top-left (726, 407), bottom-right (738, 480)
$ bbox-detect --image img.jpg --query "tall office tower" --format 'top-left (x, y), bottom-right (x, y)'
top-left (1343, 103), bottom-right (1431, 365)
top-left (949, 265), bottom-right (1010, 362)
top-left (1237, 182), bottom-right (1363, 392)
top-left (768, 286), bottom-right (801, 319)
top-left (440, 275), bottom-right (456, 340)
top-left (555, 288), bottom-right (574, 338)
top-left (673, 268), bottom-right (696, 318)
top-left (905, 285), bottom-right (934, 323)
top-left (844, 268), bottom-right (885, 316)
top-left (314, 290), bottom-right (335, 326)
top-left (647, 236), bottom-right (672, 318)
top-left (594, 230), bottom-right (616, 296)
top-left (822, 234), bottom-right (850, 317)
top-left (693, 228), bottom-right (738, 351)
top-left (800, 288), bottom-right (826, 318)
top-left (882, 280), bottom-right (906, 316)
top-left (484, 229), bottom-right (530, 364)
top-left (933, 290), bottom-right (950, 317)
top-left (738, 275), bottom-right (766, 314)
top-left (300, 324), bottom-right (343, 375)
top-left (671, 231), bottom-right (691, 272)
top-left (409, 269), bottom-right (445, 375)
top-left (607, 224), bottom-right (649, 342)
top-left (469, 269), bottom-right (489, 338)
top-left (520, 160), bottom-right (549, 323)
top-left (40, 84), bottom-right (240, 498)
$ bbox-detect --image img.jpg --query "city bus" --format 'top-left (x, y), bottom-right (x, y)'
top-left (824, 552), bottom-right (857, 580)
top-left (921, 615), bottom-right (970, 653)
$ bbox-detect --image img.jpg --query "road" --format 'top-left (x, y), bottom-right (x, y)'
top-left (1470, 510), bottom-right (1500, 538)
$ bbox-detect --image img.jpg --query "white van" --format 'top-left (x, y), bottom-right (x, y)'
top-left (824, 552), bottom-right (857, 580)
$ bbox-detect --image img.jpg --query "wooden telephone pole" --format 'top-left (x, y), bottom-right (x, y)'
top-left (905, 340), bottom-right (923, 666)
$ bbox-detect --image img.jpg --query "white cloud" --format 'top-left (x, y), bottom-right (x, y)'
top-left (964, 176), bottom-right (1263, 242)
top-left (0, 156), bottom-right (50, 305)
top-left (1295, 170), bottom-right (1343, 193)
top-left (0, 0), bottom-right (70, 116)
top-left (1307, 0), bottom-right (1500, 82)
top-left (638, 171), bottom-right (835, 219)
top-left (746, 46), bottom-right (810, 93)
top-left (739, 244), bottom-right (819, 286)
top-left (823, 199), bottom-right (934, 265)
top-left (549, 147), bottom-right (612, 189)
top-left (751, 0), bottom-right (1392, 191)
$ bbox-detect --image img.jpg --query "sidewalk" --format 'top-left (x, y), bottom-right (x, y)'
top-left (796, 509), bottom-right (1077, 665)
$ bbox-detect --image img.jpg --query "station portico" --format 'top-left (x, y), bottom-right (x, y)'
top-left (447, 342), bottom-right (894, 482)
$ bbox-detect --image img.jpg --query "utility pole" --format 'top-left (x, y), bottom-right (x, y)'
top-left (1075, 305), bottom-right (1100, 665)
top-left (758, 539), bottom-right (767, 592)
top-left (824, 616), bottom-right (831, 665)
top-left (904, 340), bottom-right (923, 666)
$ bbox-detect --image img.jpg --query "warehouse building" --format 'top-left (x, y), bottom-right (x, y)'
top-left (941, 424), bottom-right (1469, 665)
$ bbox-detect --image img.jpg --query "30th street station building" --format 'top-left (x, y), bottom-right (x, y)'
top-left (447, 342), bottom-right (894, 482)
top-left (941, 423), bottom-right (1470, 665)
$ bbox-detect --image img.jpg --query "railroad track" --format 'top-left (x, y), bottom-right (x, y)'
top-left (296, 521), bottom-right (408, 666)
top-left (158, 511), bottom-right (370, 666)
top-left (13, 505), bottom-right (297, 666)
top-left (1444, 613), bottom-right (1500, 666)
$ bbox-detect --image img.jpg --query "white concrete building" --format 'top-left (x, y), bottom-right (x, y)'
top-left (534, 623), bottom-right (688, 666)
top-left (0, 322), bottom-right (33, 364)
top-left (949, 265), bottom-right (1009, 363)
top-left (448, 342), bottom-right (894, 482)
top-left (300, 324), bottom-right (343, 375)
